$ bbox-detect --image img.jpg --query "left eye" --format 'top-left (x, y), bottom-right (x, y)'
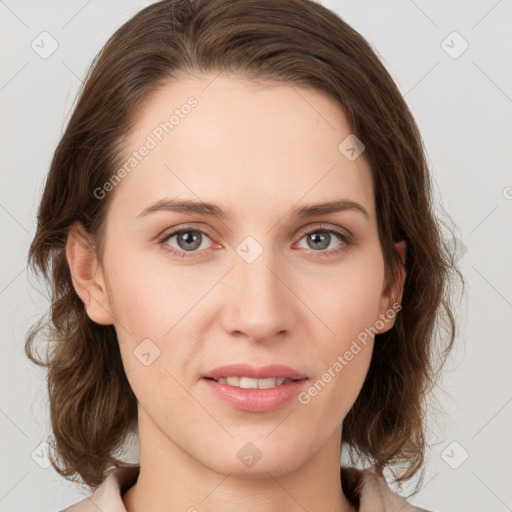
top-left (297, 229), bottom-right (345, 251)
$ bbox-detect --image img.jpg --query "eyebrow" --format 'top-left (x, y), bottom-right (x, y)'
top-left (136, 197), bottom-right (370, 221)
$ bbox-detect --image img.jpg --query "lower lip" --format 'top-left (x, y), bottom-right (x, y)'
top-left (201, 378), bottom-right (308, 412)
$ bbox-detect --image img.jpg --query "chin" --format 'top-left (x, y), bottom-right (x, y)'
top-left (193, 439), bottom-right (307, 479)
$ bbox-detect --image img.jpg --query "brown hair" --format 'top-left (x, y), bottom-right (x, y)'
top-left (26, 0), bottom-right (465, 496)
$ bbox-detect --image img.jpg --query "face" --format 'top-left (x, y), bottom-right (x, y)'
top-left (67, 74), bottom-right (405, 477)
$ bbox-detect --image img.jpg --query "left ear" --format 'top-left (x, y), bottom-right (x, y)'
top-left (376, 240), bottom-right (406, 334)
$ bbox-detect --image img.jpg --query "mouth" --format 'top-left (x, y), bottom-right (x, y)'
top-left (200, 363), bottom-right (308, 412)
top-left (202, 363), bottom-right (307, 384)
top-left (202, 376), bottom-right (302, 389)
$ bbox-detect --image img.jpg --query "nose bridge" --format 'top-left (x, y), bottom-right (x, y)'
top-left (224, 238), bottom-right (292, 341)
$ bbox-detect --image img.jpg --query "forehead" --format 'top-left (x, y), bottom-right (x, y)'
top-left (109, 74), bottom-right (375, 223)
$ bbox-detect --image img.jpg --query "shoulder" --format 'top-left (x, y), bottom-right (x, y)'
top-left (341, 465), bottom-right (435, 512)
top-left (60, 463), bottom-right (140, 512)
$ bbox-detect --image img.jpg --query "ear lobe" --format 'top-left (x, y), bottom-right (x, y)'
top-left (65, 222), bottom-right (114, 325)
top-left (376, 240), bottom-right (407, 334)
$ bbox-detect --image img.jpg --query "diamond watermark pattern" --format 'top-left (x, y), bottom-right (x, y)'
top-left (441, 31), bottom-right (469, 59)
top-left (134, 338), bottom-right (161, 366)
top-left (446, 236), bottom-right (468, 262)
top-left (338, 134), bottom-right (365, 161)
top-left (441, 440), bottom-right (469, 469)
top-left (31, 440), bottom-right (52, 469)
top-left (31, 31), bottom-right (59, 59)
top-left (236, 236), bottom-right (263, 264)
top-left (237, 442), bottom-right (263, 468)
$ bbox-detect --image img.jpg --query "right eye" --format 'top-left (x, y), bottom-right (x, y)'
top-left (158, 228), bottom-right (216, 258)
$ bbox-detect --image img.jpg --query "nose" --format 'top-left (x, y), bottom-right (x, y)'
top-left (220, 244), bottom-right (295, 344)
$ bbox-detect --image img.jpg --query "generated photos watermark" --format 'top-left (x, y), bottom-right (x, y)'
top-left (298, 302), bottom-right (402, 405)
top-left (93, 96), bottom-right (198, 200)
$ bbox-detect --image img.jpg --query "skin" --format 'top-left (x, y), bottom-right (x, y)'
top-left (66, 73), bottom-right (406, 512)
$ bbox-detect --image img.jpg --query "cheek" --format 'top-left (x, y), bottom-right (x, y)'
top-left (299, 254), bottom-right (383, 400)
top-left (105, 250), bottom-right (210, 384)
top-left (109, 274), bottom-right (163, 337)
top-left (305, 255), bottom-right (385, 341)
top-left (104, 245), bottom-right (190, 336)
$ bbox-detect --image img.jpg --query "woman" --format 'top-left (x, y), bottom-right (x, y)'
top-left (26, 0), bottom-right (464, 510)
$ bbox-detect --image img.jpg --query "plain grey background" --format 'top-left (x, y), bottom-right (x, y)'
top-left (1, 1), bottom-right (511, 511)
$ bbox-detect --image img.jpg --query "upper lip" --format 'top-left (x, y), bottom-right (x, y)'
top-left (202, 364), bottom-right (307, 380)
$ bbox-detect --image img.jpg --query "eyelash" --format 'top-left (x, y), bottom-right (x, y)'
top-left (157, 224), bottom-right (354, 260)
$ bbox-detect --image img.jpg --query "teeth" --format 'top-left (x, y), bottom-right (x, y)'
top-left (215, 377), bottom-right (287, 389)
